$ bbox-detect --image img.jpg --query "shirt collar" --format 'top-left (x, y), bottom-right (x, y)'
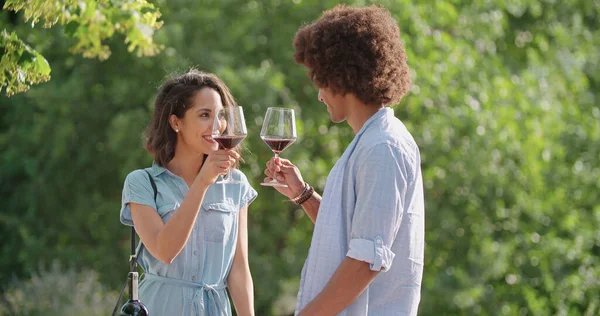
top-left (354, 107), bottom-right (393, 138)
top-left (150, 162), bottom-right (168, 176)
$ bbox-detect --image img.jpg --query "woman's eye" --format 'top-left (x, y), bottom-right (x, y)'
top-left (200, 113), bottom-right (209, 118)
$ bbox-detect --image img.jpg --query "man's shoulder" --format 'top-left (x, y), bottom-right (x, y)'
top-left (358, 118), bottom-right (419, 159)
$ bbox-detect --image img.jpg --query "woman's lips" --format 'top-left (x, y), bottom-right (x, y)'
top-left (203, 135), bottom-right (218, 148)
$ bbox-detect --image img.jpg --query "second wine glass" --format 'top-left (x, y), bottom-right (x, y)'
top-left (212, 105), bottom-right (247, 184)
top-left (260, 107), bottom-right (297, 187)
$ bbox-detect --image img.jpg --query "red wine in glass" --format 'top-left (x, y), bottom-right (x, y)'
top-left (260, 107), bottom-right (297, 187)
top-left (261, 137), bottom-right (296, 155)
top-left (212, 106), bottom-right (247, 184)
top-left (213, 135), bottom-right (247, 150)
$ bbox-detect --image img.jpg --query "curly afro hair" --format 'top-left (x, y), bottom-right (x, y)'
top-left (293, 5), bottom-right (411, 106)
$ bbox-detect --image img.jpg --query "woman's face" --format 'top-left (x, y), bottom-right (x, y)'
top-left (170, 87), bottom-right (225, 155)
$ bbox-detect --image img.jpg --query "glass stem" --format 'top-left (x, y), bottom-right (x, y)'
top-left (226, 166), bottom-right (233, 181)
top-left (273, 153), bottom-right (280, 183)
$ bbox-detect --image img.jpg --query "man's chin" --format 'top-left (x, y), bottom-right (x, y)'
top-left (331, 116), bottom-right (346, 124)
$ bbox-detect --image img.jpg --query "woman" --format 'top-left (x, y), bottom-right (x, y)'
top-left (120, 69), bottom-right (256, 315)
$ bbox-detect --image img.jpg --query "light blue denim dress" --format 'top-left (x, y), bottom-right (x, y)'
top-left (120, 164), bottom-right (257, 315)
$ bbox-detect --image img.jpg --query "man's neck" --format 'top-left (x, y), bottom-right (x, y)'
top-left (345, 96), bottom-right (384, 134)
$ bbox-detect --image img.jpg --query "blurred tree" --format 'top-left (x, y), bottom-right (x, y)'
top-left (0, 0), bottom-right (598, 315)
top-left (0, 262), bottom-right (117, 315)
top-left (0, 0), bottom-right (163, 96)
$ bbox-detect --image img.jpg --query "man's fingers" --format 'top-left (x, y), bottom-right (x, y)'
top-left (274, 158), bottom-right (296, 171)
top-left (265, 168), bottom-right (286, 180)
top-left (277, 158), bottom-right (292, 166)
top-left (264, 169), bottom-right (273, 178)
top-left (267, 159), bottom-right (281, 173)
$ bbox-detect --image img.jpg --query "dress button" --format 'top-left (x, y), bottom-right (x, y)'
top-left (192, 276), bottom-right (196, 281)
top-left (193, 250), bottom-right (198, 256)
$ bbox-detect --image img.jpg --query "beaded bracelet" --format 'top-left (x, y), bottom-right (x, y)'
top-left (295, 185), bottom-right (314, 205)
top-left (289, 182), bottom-right (309, 203)
top-left (288, 182), bottom-right (313, 205)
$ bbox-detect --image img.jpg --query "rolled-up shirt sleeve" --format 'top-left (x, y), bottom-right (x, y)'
top-left (346, 143), bottom-right (409, 272)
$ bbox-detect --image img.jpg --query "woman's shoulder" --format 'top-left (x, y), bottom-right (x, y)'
top-left (229, 168), bottom-right (250, 183)
top-left (125, 168), bottom-right (151, 181)
top-left (122, 168), bottom-right (157, 190)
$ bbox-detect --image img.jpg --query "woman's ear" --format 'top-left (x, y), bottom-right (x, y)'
top-left (169, 114), bottom-right (180, 133)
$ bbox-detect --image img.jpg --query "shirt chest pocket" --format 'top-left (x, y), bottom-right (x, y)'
top-left (200, 202), bottom-right (238, 242)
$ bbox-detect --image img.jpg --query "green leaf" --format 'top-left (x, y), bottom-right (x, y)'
top-left (64, 21), bottom-right (80, 37)
top-left (33, 55), bottom-right (50, 76)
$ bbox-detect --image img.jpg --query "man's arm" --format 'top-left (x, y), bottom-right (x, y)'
top-left (298, 257), bottom-right (379, 316)
top-left (299, 191), bottom-right (321, 223)
top-left (264, 157), bottom-right (322, 223)
top-left (299, 144), bottom-right (407, 314)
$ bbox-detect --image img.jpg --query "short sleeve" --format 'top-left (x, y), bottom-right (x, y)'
top-left (237, 170), bottom-right (258, 207)
top-left (346, 143), bottom-right (409, 272)
top-left (120, 169), bottom-right (157, 226)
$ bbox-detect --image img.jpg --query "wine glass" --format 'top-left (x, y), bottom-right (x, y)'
top-left (260, 107), bottom-right (297, 187)
top-left (211, 106), bottom-right (247, 184)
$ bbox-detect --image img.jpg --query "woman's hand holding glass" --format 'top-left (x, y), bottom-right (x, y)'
top-left (197, 150), bottom-right (239, 187)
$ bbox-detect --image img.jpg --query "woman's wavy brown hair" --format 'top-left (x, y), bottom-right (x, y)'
top-left (144, 69), bottom-right (241, 167)
top-left (293, 5), bottom-right (411, 106)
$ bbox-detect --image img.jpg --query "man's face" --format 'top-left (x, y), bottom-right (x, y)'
top-left (318, 87), bottom-right (347, 123)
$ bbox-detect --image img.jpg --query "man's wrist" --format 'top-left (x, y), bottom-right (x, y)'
top-left (288, 182), bottom-right (314, 205)
top-left (289, 181), bottom-right (307, 199)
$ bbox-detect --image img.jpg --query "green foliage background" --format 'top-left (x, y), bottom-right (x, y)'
top-left (1, 0), bottom-right (599, 315)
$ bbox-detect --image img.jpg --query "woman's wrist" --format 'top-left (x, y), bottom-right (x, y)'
top-left (191, 175), bottom-right (213, 193)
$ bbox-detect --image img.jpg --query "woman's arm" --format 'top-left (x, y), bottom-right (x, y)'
top-left (130, 150), bottom-right (235, 264)
top-left (227, 205), bottom-right (254, 316)
top-left (130, 179), bottom-right (208, 264)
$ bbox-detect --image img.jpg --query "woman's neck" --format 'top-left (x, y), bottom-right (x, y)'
top-left (167, 146), bottom-right (206, 186)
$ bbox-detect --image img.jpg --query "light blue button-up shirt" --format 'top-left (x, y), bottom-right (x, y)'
top-left (120, 164), bottom-right (257, 316)
top-left (296, 108), bottom-right (425, 316)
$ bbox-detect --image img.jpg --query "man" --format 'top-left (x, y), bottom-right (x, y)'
top-left (264, 5), bottom-right (424, 316)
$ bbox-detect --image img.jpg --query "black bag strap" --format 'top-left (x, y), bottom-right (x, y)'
top-left (112, 169), bottom-right (157, 315)
top-left (129, 170), bottom-right (156, 270)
